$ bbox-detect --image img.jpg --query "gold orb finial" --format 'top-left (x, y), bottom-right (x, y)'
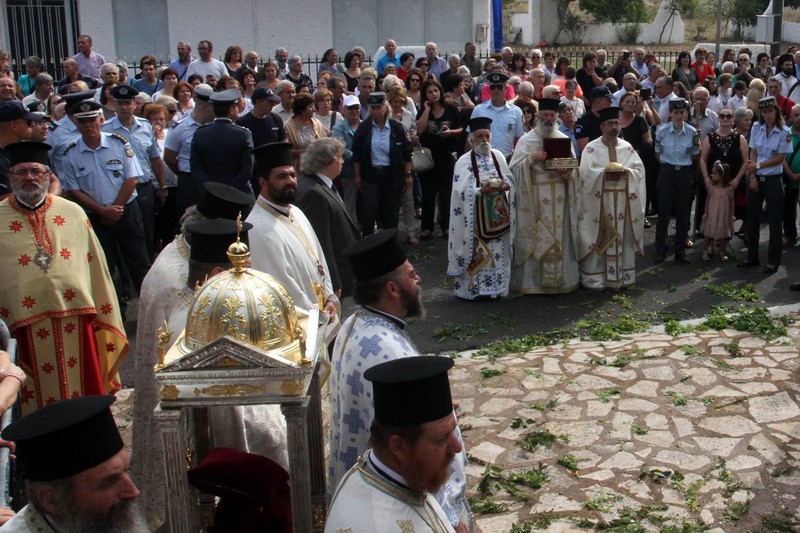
top-left (227, 212), bottom-right (250, 272)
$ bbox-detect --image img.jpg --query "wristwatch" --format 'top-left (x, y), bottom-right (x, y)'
top-left (756, 162), bottom-right (761, 171)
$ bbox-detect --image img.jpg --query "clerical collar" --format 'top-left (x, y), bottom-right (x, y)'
top-left (362, 305), bottom-right (405, 329)
top-left (368, 450), bottom-right (411, 489)
top-left (15, 195), bottom-right (47, 211)
top-left (259, 195), bottom-right (290, 216)
top-left (316, 173), bottom-right (334, 189)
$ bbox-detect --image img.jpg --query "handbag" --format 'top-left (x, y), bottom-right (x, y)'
top-left (411, 145), bottom-right (434, 172)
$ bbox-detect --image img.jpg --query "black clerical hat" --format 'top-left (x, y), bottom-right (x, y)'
top-left (342, 229), bottom-right (407, 282)
top-left (252, 142), bottom-right (294, 176)
top-left (196, 182), bottom-right (255, 220)
top-left (365, 356), bottom-right (454, 426)
top-left (468, 117), bottom-right (492, 132)
top-left (187, 219), bottom-right (251, 264)
top-left (598, 106), bottom-right (620, 123)
top-left (5, 142), bottom-right (51, 167)
top-left (1, 395), bottom-right (123, 481)
top-left (537, 98), bottom-right (560, 112)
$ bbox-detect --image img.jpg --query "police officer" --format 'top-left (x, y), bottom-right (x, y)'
top-left (470, 73), bottom-right (525, 161)
top-left (190, 88), bottom-right (254, 197)
top-left (61, 99), bottom-right (152, 301)
top-left (575, 85), bottom-right (614, 152)
top-left (47, 89), bottom-right (97, 178)
top-left (741, 96), bottom-right (793, 274)
top-left (102, 84), bottom-right (167, 260)
top-left (654, 97), bottom-right (699, 265)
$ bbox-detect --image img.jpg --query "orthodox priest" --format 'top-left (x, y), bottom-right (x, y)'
top-left (576, 106), bottom-right (646, 289)
top-left (328, 230), bottom-right (471, 531)
top-left (246, 142), bottom-right (340, 340)
top-left (0, 142), bottom-right (127, 415)
top-left (508, 98), bottom-right (580, 294)
top-left (448, 117), bottom-right (515, 299)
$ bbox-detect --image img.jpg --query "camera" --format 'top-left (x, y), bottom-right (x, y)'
top-left (639, 88), bottom-right (652, 100)
top-left (623, 51), bottom-right (630, 60)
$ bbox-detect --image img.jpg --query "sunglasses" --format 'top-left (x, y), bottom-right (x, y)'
top-left (410, 78), bottom-right (421, 82)
top-left (489, 83), bottom-right (505, 90)
top-left (346, 105), bottom-right (360, 110)
top-left (419, 62), bottom-right (429, 67)
top-left (718, 113), bottom-right (733, 119)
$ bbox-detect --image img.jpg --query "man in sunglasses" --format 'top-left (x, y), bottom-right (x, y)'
top-left (470, 72), bottom-right (525, 161)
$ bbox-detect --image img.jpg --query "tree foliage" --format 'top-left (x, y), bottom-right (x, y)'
top-left (552, 0), bottom-right (576, 45)
top-left (724, 0), bottom-right (769, 37)
top-left (659, 0), bottom-right (699, 43)
top-left (578, 0), bottom-right (648, 23)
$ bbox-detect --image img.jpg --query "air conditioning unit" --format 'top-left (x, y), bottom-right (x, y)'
top-left (476, 24), bottom-right (489, 43)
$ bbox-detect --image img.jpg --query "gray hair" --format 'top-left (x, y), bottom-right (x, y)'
top-left (115, 60), bottom-right (128, 72)
top-left (288, 55), bottom-right (302, 66)
top-left (530, 49), bottom-right (542, 58)
top-left (100, 62), bottom-right (119, 75)
top-left (721, 61), bottom-right (735, 73)
top-left (693, 86), bottom-right (709, 98)
top-left (275, 47), bottom-right (288, 56)
top-left (501, 47), bottom-right (513, 55)
top-left (768, 75), bottom-right (782, 87)
top-left (448, 54), bottom-right (460, 66)
top-left (26, 56), bottom-right (42, 69)
top-left (517, 81), bottom-right (534, 97)
top-left (793, 103), bottom-right (800, 115)
top-left (34, 73), bottom-right (53, 88)
top-left (456, 66), bottom-right (471, 77)
top-left (381, 74), bottom-right (402, 91)
top-left (276, 80), bottom-right (295, 95)
top-left (300, 137), bottom-right (344, 175)
top-left (733, 106), bottom-right (753, 127)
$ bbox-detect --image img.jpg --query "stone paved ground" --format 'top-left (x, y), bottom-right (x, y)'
top-left (453, 312), bottom-right (800, 532)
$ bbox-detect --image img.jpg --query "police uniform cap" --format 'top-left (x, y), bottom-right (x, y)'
top-left (196, 182), bottom-right (255, 221)
top-left (194, 84), bottom-right (214, 102)
top-left (60, 90), bottom-right (97, 108)
top-left (68, 99), bottom-right (103, 118)
top-left (589, 86), bottom-right (612, 100)
top-left (468, 116), bottom-right (492, 133)
top-left (758, 96), bottom-right (778, 110)
top-left (598, 106), bottom-right (621, 123)
top-left (486, 72), bottom-right (509, 85)
top-left (342, 228), bottom-right (407, 282)
top-left (1, 395), bottom-right (123, 482)
top-left (5, 142), bottom-right (52, 167)
top-left (210, 89), bottom-right (242, 106)
top-left (187, 219), bottom-right (252, 264)
top-left (537, 98), bottom-right (560, 112)
top-left (367, 92), bottom-right (386, 105)
top-left (668, 98), bottom-right (688, 111)
top-left (252, 142), bottom-right (294, 176)
top-left (251, 87), bottom-right (280, 103)
top-left (364, 356), bottom-right (455, 426)
top-left (0, 101), bottom-right (38, 123)
top-left (24, 100), bottom-right (48, 116)
top-left (110, 84), bottom-right (139, 101)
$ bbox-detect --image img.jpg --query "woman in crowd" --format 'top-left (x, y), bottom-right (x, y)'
top-left (515, 100), bottom-right (536, 132)
top-left (699, 105), bottom-right (748, 256)
top-left (559, 77), bottom-right (585, 118)
top-left (444, 75), bottom-right (474, 112)
top-left (152, 68), bottom-right (178, 102)
top-left (733, 106), bottom-right (755, 238)
top-left (257, 60), bottom-right (280, 92)
top-left (415, 57), bottom-right (431, 83)
top-left (318, 48), bottom-right (345, 77)
top-left (387, 85), bottom-right (419, 244)
top-left (99, 81), bottom-right (117, 120)
top-left (619, 91), bottom-right (656, 226)
top-left (173, 81), bottom-right (194, 117)
top-left (16, 56), bottom-right (42, 97)
top-left (745, 78), bottom-right (766, 117)
top-left (313, 87), bottom-right (343, 134)
top-left (224, 45), bottom-right (243, 77)
top-left (397, 52), bottom-right (415, 82)
top-left (508, 52), bottom-right (528, 79)
top-left (672, 51), bottom-right (698, 90)
top-left (343, 51), bottom-right (362, 92)
top-left (553, 57), bottom-right (571, 82)
top-left (674, 81), bottom-right (691, 100)
top-left (285, 56), bottom-right (313, 91)
top-left (331, 95), bottom-right (362, 223)
top-left (237, 68), bottom-right (258, 101)
top-left (144, 103), bottom-right (179, 247)
top-left (415, 79), bottom-right (462, 240)
top-left (706, 51), bottom-right (719, 76)
top-left (187, 74), bottom-right (203, 87)
top-left (285, 93), bottom-right (327, 167)
top-left (741, 97), bottom-right (792, 274)
top-left (751, 53), bottom-right (774, 83)
top-left (576, 52), bottom-right (603, 105)
top-left (405, 68), bottom-right (424, 106)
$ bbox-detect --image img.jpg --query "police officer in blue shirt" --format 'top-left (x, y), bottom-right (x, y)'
top-left (469, 73), bottom-right (525, 161)
top-left (741, 96), bottom-right (794, 273)
top-left (102, 84), bottom-right (167, 261)
top-left (654, 97), bottom-right (699, 264)
top-left (61, 99), bottom-right (152, 301)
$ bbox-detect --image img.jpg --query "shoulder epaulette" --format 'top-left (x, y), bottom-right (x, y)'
top-left (63, 141), bottom-right (77, 155)
top-left (110, 132), bottom-right (129, 144)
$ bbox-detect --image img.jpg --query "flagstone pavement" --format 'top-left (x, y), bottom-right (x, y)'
top-left (111, 310), bottom-right (800, 532)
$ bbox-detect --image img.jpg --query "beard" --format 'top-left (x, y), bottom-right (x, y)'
top-left (270, 186), bottom-right (296, 204)
top-left (473, 141), bottom-right (491, 156)
top-left (603, 126), bottom-right (621, 139)
top-left (405, 450), bottom-right (456, 494)
top-left (535, 119), bottom-right (556, 138)
top-left (52, 500), bottom-right (148, 533)
top-left (401, 283), bottom-right (425, 319)
top-left (11, 179), bottom-right (48, 205)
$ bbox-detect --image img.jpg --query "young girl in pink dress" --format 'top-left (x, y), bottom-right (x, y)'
top-left (701, 161), bottom-right (742, 261)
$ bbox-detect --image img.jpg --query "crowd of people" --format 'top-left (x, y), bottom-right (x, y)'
top-left (1, 35), bottom-right (800, 531)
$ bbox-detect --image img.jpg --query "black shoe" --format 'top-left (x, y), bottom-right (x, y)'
top-left (790, 282), bottom-right (800, 291)
top-left (763, 265), bottom-right (779, 275)
top-left (675, 253), bottom-right (691, 265)
top-left (738, 260), bottom-right (760, 268)
top-left (655, 250), bottom-right (666, 264)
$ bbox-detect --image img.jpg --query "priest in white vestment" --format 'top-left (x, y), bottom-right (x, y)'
top-left (448, 117), bottom-right (515, 300)
top-left (326, 356), bottom-right (460, 533)
top-left (508, 98), bottom-right (580, 294)
top-left (328, 230), bottom-right (471, 531)
top-left (576, 106), bottom-right (646, 289)
top-left (246, 142), bottom-right (340, 341)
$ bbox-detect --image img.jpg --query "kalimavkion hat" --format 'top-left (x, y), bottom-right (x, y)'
top-left (342, 229), bottom-right (407, 282)
top-left (1, 396), bottom-right (123, 481)
top-left (252, 142), bottom-right (294, 176)
top-left (467, 116), bottom-right (492, 132)
top-left (598, 106), bottom-right (620, 123)
top-left (196, 182), bottom-right (255, 220)
top-left (537, 98), bottom-right (560, 112)
top-left (365, 356), bottom-right (455, 426)
top-left (4, 142), bottom-right (51, 167)
top-left (187, 218), bottom-right (252, 264)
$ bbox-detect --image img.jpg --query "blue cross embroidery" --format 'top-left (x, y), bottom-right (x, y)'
top-left (358, 335), bottom-right (383, 358)
top-left (342, 407), bottom-right (366, 434)
top-left (346, 370), bottom-right (364, 396)
top-left (339, 446), bottom-right (360, 467)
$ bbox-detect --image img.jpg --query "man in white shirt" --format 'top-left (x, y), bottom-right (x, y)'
top-left (185, 40), bottom-right (227, 86)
